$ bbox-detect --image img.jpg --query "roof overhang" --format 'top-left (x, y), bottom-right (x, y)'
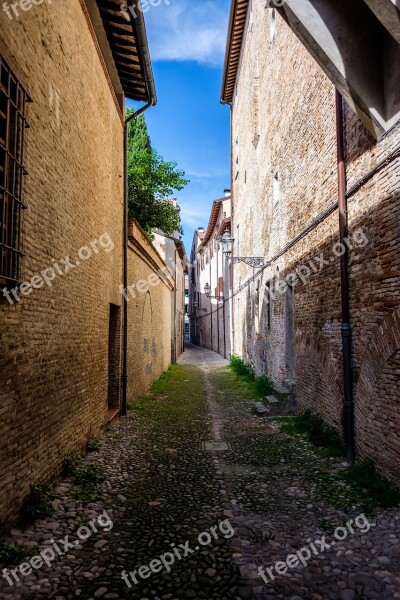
top-left (200, 199), bottom-right (224, 248)
top-left (221, 0), bottom-right (400, 139)
top-left (221, 0), bottom-right (249, 105)
top-left (84, 0), bottom-right (156, 104)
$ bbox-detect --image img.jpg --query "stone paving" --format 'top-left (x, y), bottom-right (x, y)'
top-left (0, 344), bottom-right (399, 600)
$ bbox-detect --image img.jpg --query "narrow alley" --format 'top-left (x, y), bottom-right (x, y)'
top-left (1, 2), bottom-right (399, 599)
top-left (1, 345), bottom-right (398, 600)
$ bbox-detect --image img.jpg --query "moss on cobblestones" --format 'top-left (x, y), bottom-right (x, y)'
top-left (79, 364), bottom-right (240, 599)
top-left (2, 355), bottom-right (399, 600)
top-left (209, 366), bottom-right (400, 516)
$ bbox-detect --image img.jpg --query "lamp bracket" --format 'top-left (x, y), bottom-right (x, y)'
top-left (231, 257), bottom-right (265, 268)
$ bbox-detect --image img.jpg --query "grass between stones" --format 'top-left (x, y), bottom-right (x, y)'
top-left (106, 363), bottom-right (239, 598)
top-left (229, 355), bottom-right (274, 397)
top-left (278, 408), bottom-right (344, 458)
top-left (208, 366), bottom-right (400, 516)
top-left (0, 541), bottom-right (37, 565)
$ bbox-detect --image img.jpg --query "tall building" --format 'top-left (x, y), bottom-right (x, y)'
top-left (221, 0), bottom-right (400, 483)
top-left (152, 200), bottom-right (188, 362)
top-left (0, 0), bottom-right (155, 530)
top-left (189, 191), bottom-right (232, 357)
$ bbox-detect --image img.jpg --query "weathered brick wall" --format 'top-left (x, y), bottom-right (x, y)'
top-left (231, 2), bottom-right (400, 483)
top-left (0, 0), bottom-right (124, 531)
top-left (126, 220), bottom-right (173, 402)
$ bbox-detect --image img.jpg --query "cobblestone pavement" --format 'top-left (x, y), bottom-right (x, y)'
top-left (177, 343), bottom-right (229, 367)
top-left (1, 344), bottom-right (399, 600)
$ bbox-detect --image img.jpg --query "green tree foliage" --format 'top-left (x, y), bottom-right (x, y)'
top-left (127, 108), bottom-right (189, 237)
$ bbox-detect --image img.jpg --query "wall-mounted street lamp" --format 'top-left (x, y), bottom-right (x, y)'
top-left (220, 231), bottom-right (234, 256)
top-left (204, 282), bottom-right (224, 301)
top-left (220, 231), bottom-right (265, 267)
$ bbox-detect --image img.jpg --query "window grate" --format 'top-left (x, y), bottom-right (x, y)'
top-left (0, 55), bottom-right (30, 287)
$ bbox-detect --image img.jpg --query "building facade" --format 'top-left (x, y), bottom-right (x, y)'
top-left (126, 220), bottom-right (174, 402)
top-left (152, 205), bottom-right (188, 363)
top-left (221, 1), bottom-right (400, 483)
top-left (184, 277), bottom-right (190, 341)
top-left (189, 191), bottom-right (232, 358)
top-left (0, 0), bottom-right (156, 530)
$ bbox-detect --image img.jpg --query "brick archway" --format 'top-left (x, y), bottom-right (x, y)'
top-left (355, 305), bottom-right (400, 404)
top-left (296, 334), bottom-right (343, 430)
top-left (354, 305), bottom-right (400, 483)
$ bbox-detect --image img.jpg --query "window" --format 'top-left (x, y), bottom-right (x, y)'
top-left (235, 135), bottom-right (239, 179)
top-left (270, 9), bottom-right (277, 41)
top-left (273, 171), bottom-right (280, 206)
top-left (0, 57), bottom-right (29, 286)
top-left (249, 0), bottom-right (254, 32)
top-left (108, 304), bottom-right (121, 411)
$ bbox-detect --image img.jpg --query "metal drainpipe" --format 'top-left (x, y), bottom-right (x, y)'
top-left (121, 1), bottom-right (157, 416)
top-left (122, 102), bottom-right (152, 416)
top-left (229, 105), bottom-right (235, 355)
top-left (335, 90), bottom-right (355, 462)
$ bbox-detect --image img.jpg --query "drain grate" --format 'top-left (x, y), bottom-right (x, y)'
top-left (203, 441), bottom-right (230, 451)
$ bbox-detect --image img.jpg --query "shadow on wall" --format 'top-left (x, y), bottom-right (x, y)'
top-left (237, 191), bottom-right (400, 484)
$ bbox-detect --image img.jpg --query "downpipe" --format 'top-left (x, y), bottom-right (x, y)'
top-left (122, 101), bottom-right (154, 417)
top-left (335, 90), bottom-right (355, 463)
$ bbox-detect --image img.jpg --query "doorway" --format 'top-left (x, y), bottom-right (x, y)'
top-left (108, 304), bottom-right (121, 411)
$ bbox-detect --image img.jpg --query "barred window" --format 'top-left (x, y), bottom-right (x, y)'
top-left (0, 56), bottom-right (29, 286)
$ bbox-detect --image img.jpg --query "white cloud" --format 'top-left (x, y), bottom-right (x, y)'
top-left (185, 167), bottom-right (228, 179)
top-left (180, 205), bottom-right (211, 228)
top-left (145, 0), bottom-right (230, 66)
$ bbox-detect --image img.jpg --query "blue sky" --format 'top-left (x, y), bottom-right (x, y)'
top-left (127, 0), bottom-right (231, 254)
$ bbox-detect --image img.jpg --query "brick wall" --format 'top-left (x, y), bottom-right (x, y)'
top-left (126, 220), bottom-right (174, 402)
top-left (230, 2), bottom-right (400, 483)
top-left (0, 0), bottom-right (124, 531)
